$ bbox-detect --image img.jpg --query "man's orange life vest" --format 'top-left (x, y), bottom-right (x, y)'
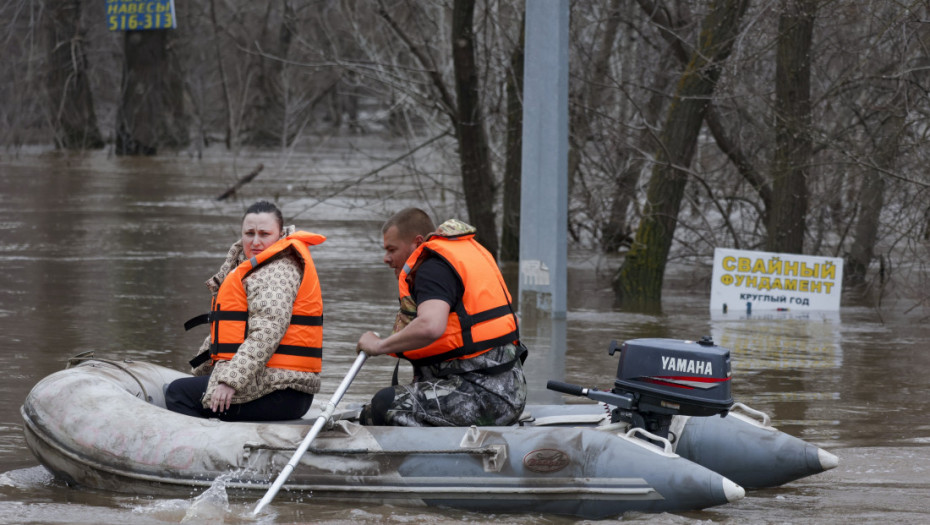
top-left (185, 231), bottom-right (325, 373)
top-left (395, 232), bottom-right (519, 367)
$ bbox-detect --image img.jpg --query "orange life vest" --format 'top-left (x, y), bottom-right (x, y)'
top-left (395, 232), bottom-right (519, 367)
top-left (187, 231), bottom-right (326, 373)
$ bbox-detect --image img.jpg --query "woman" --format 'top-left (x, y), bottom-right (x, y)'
top-left (165, 201), bottom-right (326, 421)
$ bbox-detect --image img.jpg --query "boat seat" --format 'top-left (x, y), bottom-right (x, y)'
top-left (256, 404), bottom-right (363, 426)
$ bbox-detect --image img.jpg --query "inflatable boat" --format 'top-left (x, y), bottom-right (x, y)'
top-left (20, 338), bottom-right (837, 519)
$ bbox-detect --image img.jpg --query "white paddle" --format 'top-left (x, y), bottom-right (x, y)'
top-left (252, 351), bottom-right (368, 515)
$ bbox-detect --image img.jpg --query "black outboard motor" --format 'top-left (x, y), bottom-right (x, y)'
top-left (609, 336), bottom-right (733, 439)
top-left (548, 336), bottom-right (733, 442)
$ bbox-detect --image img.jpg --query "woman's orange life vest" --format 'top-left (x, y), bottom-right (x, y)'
top-left (395, 232), bottom-right (519, 367)
top-left (186, 231), bottom-right (326, 373)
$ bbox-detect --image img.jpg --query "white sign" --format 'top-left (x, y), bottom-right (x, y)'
top-left (520, 259), bottom-right (550, 287)
top-left (710, 248), bottom-right (843, 314)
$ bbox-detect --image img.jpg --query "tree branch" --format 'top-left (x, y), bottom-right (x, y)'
top-left (376, 1), bottom-right (457, 119)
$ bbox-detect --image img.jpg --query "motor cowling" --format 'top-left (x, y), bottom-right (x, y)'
top-left (608, 336), bottom-right (733, 440)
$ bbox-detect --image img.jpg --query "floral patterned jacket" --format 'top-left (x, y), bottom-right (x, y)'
top-left (191, 225), bottom-right (321, 408)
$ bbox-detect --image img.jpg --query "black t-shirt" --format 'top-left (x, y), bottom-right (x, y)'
top-left (411, 256), bottom-right (464, 310)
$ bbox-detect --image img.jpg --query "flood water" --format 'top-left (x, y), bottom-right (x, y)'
top-left (1, 140), bottom-right (929, 524)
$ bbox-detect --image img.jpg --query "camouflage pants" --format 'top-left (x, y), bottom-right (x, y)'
top-left (381, 344), bottom-right (527, 427)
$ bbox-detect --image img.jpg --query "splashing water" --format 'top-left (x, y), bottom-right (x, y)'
top-left (180, 475), bottom-right (232, 524)
top-left (0, 466), bottom-right (55, 489)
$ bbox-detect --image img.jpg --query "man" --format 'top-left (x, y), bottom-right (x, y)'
top-left (356, 207), bottom-right (528, 426)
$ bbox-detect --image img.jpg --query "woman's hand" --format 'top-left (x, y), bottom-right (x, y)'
top-left (211, 383), bottom-right (236, 413)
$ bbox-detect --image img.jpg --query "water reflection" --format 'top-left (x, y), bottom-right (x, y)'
top-left (519, 313), bottom-right (567, 405)
top-left (711, 311), bottom-right (844, 372)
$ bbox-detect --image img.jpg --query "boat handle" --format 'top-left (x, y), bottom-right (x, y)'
top-left (625, 427), bottom-right (673, 454)
top-left (730, 402), bottom-right (771, 427)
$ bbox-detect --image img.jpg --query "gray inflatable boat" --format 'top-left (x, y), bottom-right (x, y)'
top-left (541, 337), bottom-right (839, 490)
top-left (20, 338), bottom-right (836, 519)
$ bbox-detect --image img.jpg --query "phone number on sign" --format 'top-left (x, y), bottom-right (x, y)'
top-left (108, 12), bottom-right (174, 31)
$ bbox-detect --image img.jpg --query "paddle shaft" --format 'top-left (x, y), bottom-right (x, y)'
top-left (252, 352), bottom-right (368, 515)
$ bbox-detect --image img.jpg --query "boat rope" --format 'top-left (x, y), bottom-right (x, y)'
top-left (65, 352), bottom-right (151, 403)
top-left (243, 443), bottom-right (501, 457)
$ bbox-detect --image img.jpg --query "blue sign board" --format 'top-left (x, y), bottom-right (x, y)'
top-left (107, 0), bottom-right (176, 31)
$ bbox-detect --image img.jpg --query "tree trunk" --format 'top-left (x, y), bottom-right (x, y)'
top-left (500, 14), bottom-right (524, 262)
top-left (242, 1), bottom-right (292, 147)
top-left (602, 49), bottom-right (676, 253)
top-left (638, 0), bottom-right (774, 242)
top-left (209, 0), bottom-right (233, 150)
top-left (846, 170), bottom-right (885, 286)
top-left (846, 92), bottom-right (903, 286)
top-left (452, 0), bottom-right (498, 257)
top-left (613, 0), bottom-right (749, 312)
top-left (116, 30), bottom-right (189, 155)
top-left (45, 0), bottom-right (103, 150)
top-left (766, 0), bottom-right (816, 254)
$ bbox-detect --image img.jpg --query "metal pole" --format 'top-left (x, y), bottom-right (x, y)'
top-left (519, 0), bottom-right (569, 319)
top-left (518, 0), bottom-right (569, 403)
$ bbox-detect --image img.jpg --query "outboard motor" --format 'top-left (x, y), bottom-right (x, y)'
top-left (548, 336), bottom-right (733, 442)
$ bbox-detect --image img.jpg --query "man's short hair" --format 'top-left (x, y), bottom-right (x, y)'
top-left (382, 207), bottom-right (435, 239)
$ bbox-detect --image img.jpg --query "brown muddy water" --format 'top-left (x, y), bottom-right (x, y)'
top-left (1, 140), bottom-right (929, 524)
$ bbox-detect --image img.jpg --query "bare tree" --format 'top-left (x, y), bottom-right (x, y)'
top-left (566, 0), bottom-right (628, 251)
top-left (115, 29), bottom-right (188, 155)
top-left (239, 0), bottom-right (340, 148)
top-left (766, 0), bottom-right (816, 254)
top-left (4, 0), bottom-right (930, 311)
top-left (568, 0), bottom-right (623, 198)
top-left (844, 7), bottom-right (930, 288)
top-left (451, 0), bottom-right (498, 255)
top-left (209, 0), bottom-right (234, 149)
top-left (614, 0), bottom-right (750, 311)
top-left (45, 0), bottom-right (103, 149)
